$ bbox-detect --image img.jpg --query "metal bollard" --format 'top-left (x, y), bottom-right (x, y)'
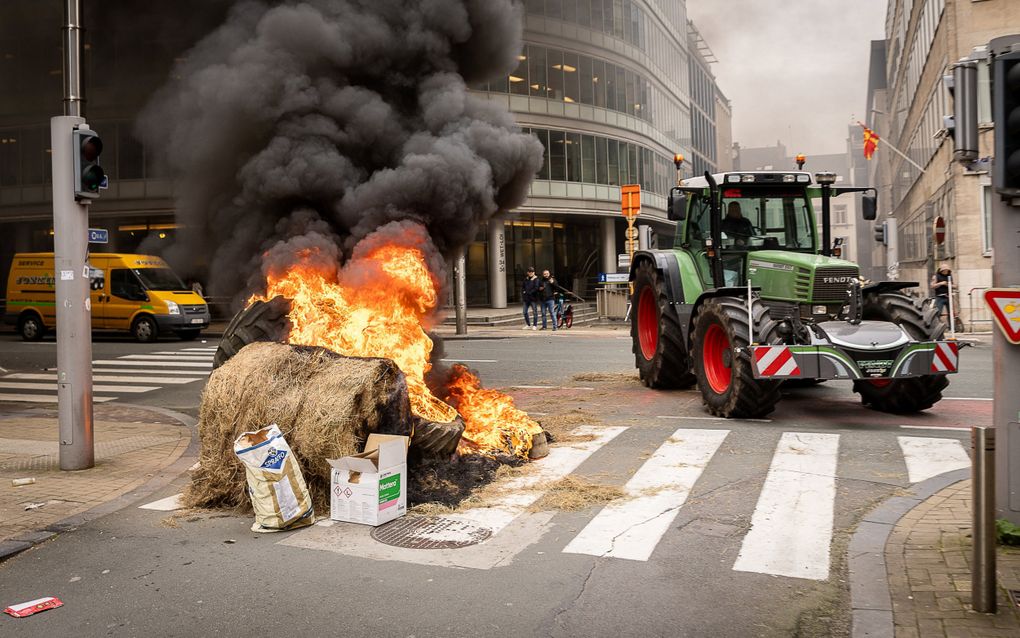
top-left (972, 426), bottom-right (996, 613)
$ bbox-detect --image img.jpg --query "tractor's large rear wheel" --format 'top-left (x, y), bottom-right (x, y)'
top-left (853, 291), bottom-right (948, 413)
top-left (630, 260), bottom-right (695, 389)
top-left (691, 296), bottom-right (782, 418)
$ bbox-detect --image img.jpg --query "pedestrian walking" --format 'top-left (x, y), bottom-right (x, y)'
top-left (538, 269), bottom-right (558, 331)
top-left (522, 267), bottom-right (539, 330)
top-left (930, 262), bottom-right (952, 322)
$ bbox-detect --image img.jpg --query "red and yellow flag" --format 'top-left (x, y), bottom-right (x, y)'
top-left (861, 125), bottom-right (879, 160)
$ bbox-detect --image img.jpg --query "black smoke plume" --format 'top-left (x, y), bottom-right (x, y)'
top-left (138, 0), bottom-right (542, 305)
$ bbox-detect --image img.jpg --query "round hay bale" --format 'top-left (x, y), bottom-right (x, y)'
top-left (186, 341), bottom-right (412, 512)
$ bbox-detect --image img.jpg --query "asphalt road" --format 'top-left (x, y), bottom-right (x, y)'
top-left (0, 327), bottom-right (994, 637)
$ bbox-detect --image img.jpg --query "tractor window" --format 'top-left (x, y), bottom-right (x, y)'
top-left (684, 193), bottom-right (712, 250)
top-left (719, 187), bottom-right (815, 252)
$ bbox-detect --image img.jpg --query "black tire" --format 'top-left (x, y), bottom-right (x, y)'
top-left (630, 259), bottom-right (696, 388)
top-left (853, 292), bottom-right (948, 413)
top-left (691, 296), bottom-right (782, 418)
top-left (131, 315), bottom-right (158, 343)
top-left (213, 296), bottom-right (292, 369)
top-left (175, 329), bottom-right (201, 341)
top-left (411, 416), bottom-right (466, 458)
top-left (18, 312), bottom-right (45, 341)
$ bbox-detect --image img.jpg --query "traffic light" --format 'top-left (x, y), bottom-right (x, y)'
top-left (72, 127), bottom-right (105, 200)
top-left (943, 60), bottom-right (978, 163)
top-left (873, 221), bottom-right (887, 245)
top-left (993, 47), bottom-right (1020, 197)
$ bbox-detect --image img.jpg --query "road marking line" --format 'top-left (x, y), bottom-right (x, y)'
top-left (139, 494), bottom-right (185, 511)
top-left (6, 373), bottom-right (204, 385)
top-left (511, 385), bottom-right (595, 391)
top-left (119, 354), bottom-right (213, 361)
top-left (0, 381), bottom-right (159, 393)
top-left (181, 348), bottom-right (218, 352)
top-left (91, 360), bottom-right (212, 368)
top-left (0, 393), bottom-right (115, 404)
top-left (150, 351), bottom-right (216, 357)
top-left (897, 436), bottom-right (971, 483)
top-left (91, 368), bottom-right (209, 376)
top-left (898, 424), bottom-right (968, 431)
top-left (439, 359), bottom-right (498, 363)
top-left (445, 425), bottom-right (628, 535)
top-left (940, 397), bottom-right (993, 401)
top-left (656, 415), bottom-right (773, 423)
top-left (733, 432), bottom-right (839, 581)
top-left (562, 428), bottom-right (729, 561)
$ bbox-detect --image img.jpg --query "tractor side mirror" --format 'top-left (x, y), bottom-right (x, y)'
top-left (667, 190), bottom-right (687, 221)
top-left (862, 193), bottom-right (877, 220)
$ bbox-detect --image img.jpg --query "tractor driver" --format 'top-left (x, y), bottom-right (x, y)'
top-left (721, 201), bottom-right (754, 246)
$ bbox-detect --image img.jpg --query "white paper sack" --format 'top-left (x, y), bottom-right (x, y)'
top-left (233, 424), bottom-right (313, 533)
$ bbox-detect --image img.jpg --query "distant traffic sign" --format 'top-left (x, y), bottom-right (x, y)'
top-left (984, 288), bottom-right (1020, 344)
top-left (933, 216), bottom-right (946, 245)
top-left (621, 184), bottom-right (640, 217)
top-left (87, 228), bottom-right (108, 244)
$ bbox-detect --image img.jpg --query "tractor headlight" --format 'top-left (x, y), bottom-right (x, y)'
top-left (812, 305), bottom-right (828, 315)
top-left (166, 301), bottom-right (181, 315)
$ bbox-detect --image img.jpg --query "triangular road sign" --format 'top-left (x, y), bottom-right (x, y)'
top-left (984, 288), bottom-right (1020, 344)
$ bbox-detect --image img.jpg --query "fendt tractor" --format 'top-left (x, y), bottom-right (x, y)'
top-left (629, 156), bottom-right (958, 419)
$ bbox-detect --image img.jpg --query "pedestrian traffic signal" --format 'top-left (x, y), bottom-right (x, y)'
top-left (873, 221), bottom-right (887, 245)
top-left (944, 60), bottom-right (978, 163)
top-left (993, 47), bottom-right (1020, 197)
top-left (72, 128), bottom-right (105, 201)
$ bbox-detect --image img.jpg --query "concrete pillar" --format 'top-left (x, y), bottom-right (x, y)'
top-left (601, 217), bottom-right (617, 274)
top-left (487, 219), bottom-right (507, 309)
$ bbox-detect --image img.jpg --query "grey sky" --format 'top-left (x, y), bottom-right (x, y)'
top-left (686, 0), bottom-right (887, 156)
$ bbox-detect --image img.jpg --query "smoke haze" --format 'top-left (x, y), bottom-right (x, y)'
top-left (138, 0), bottom-right (543, 303)
top-left (687, 0), bottom-right (887, 155)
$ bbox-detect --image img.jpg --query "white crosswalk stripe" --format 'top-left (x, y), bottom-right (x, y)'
top-left (897, 436), bottom-right (971, 483)
top-left (732, 432), bottom-right (840, 581)
top-left (0, 347), bottom-right (214, 404)
top-left (563, 428), bottom-right (729, 561)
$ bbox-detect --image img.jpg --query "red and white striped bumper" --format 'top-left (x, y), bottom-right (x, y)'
top-left (930, 341), bottom-right (959, 373)
top-left (750, 341), bottom-right (959, 381)
top-left (753, 345), bottom-right (801, 378)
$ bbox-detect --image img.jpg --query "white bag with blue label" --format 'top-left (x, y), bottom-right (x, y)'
top-left (233, 424), bottom-right (314, 533)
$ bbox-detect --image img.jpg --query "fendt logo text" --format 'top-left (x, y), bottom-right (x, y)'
top-left (823, 276), bottom-right (854, 284)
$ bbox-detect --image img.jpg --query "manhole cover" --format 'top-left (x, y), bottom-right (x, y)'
top-left (370, 516), bottom-right (492, 549)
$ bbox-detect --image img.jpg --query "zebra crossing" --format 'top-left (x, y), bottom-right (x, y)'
top-left (0, 347), bottom-right (216, 404)
top-left (167, 423), bottom-right (971, 577)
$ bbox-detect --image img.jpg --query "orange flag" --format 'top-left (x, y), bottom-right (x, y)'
top-left (861, 124), bottom-right (879, 160)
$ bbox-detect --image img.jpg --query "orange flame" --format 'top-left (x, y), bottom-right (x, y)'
top-left (444, 364), bottom-right (540, 458)
top-left (254, 243), bottom-right (541, 458)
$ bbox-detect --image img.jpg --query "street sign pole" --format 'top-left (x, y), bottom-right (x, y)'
top-left (989, 35), bottom-right (1020, 524)
top-left (53, 0), bottom-right (94, 471)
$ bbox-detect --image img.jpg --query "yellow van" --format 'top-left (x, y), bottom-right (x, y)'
top-left (5, 253), bottom-right (210, 342)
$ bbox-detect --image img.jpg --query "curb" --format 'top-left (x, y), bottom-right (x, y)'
top-left (0, 405), bottom-right (198, 564)
top-left (847, 467), bottom-right (971, 638)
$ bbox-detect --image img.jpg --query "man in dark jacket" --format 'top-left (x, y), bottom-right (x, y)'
top-left (539, 269), bottom-right (558, 331)
top-left (522, 267), bottom-right (539, 330)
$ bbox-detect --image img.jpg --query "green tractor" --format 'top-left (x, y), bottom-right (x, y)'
top-left (629, 160), bottom-right (957, 419)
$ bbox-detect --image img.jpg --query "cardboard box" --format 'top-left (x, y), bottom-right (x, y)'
top-left (328, 434), bottom-right (409, 526)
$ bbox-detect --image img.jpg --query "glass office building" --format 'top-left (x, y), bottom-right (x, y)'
top-left (0, 0), bottom-right (728, 308)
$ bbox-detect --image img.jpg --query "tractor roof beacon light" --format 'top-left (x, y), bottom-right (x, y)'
top-left (795, 154), bottom-right (806, 170)
top-left (72, 127), bottom-right (105, 201)
top-left (673, 153), bottom-right (685, 185)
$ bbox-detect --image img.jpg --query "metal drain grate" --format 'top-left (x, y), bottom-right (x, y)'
top-left (370, 516), bottom-right (492, 549)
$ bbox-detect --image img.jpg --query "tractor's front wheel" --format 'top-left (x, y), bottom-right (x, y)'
top-left (853, 291), bottom-right (948, 413)
top-left (630, 260), bottom-right (695, 389)
top-left (691, 296), bottom-right (782, 418)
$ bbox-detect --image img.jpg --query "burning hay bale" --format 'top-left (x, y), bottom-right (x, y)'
top-left (185, 341), bottom-right (415, 512)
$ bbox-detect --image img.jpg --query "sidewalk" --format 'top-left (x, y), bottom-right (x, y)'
top-left (0, 401), bottom-right (195, 559)
top-left (851, 474), bottom-right (1020, 637)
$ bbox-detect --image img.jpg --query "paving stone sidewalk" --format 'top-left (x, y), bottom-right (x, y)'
top-left (0, 402), bottom-right (193, 554)
top-left (888, 480), bottom-right (1020, 637)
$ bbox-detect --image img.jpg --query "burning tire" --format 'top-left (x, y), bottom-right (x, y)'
top-left (853, 291), bottom-right (948, 413)
top-left (691, 296), bottom-right (782, 418)
top-left (411, 416), bottom-right (465, 458)
top-left (213, 296), bottom-right (292, 369)
top-left (631, 260), bottom-right (696, 388)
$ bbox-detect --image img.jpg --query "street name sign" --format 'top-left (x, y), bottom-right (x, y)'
top-left (87, 228), bottom-right (108, 244)
top-left (599, 273), bottom-right (630, 283)
top-left (984, 288), bottom-right (1020, 344)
